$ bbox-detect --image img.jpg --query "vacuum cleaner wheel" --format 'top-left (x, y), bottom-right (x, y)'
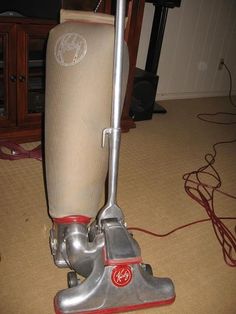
top-left (142, 263), bottom-right (153, 276)
top-left (67, 271), bottom-right (79, 288)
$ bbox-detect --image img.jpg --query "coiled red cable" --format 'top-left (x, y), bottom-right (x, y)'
top-left (182, 139), bottom-right (236, 267)
top-left (0, 141), bottom-right (42, 161)
top-left (129, 107), bottom-right (236, 267)
top-left (197, 111), bottom-right (236, 124)
top-left (128, 139), bottom-right (236, 267)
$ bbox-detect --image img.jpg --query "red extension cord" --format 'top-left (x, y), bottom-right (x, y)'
top-left (129, 110), bottom-right (236, 267)
top-left (0, 141), bottom-right (42, 161)
top-left (129, 66), bottom-right (236, 267)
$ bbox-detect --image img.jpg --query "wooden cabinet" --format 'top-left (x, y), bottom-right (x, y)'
top-left (0, 17), bottom-right (56, 142)
top-left (0, 2), bottom-right (145, 141)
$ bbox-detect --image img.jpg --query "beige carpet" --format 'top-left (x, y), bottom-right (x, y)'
top-left (0, 97), bottom-right (236, 314)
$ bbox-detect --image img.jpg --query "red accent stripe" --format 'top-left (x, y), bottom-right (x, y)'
top-left (54, 296), bottom-right (175, 314)
top-left (105, 257), bottom-right (142, 266)
top-left (53, 215), bottom-right (91, 225)
top-left (102, 246), bottom-right (142, 266)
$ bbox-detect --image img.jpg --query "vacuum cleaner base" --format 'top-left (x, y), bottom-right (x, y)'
top-left (54, 264), bottom-right (175, 314)
top-left (52, 219), bottom-right (175, 314)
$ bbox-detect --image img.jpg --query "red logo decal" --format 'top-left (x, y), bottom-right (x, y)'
top-left (111, 265), bottom-right (132, 287)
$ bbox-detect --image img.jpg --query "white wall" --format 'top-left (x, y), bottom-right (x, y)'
top-left (136, 0), bottom-right (236, 100)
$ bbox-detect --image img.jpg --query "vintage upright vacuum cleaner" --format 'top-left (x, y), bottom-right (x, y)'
top-left (45, 1), bottom-right (175, 313)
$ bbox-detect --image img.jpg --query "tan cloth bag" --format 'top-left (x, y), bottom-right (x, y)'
top-left (45, 12), bottom-right (129, 219)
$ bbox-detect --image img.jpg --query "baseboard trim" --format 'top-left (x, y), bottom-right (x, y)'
top-left (156, 90), bottom-right (236, 101)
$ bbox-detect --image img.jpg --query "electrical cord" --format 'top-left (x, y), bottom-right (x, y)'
top-left (197, 111), bottom-right (236, 124)
top-left (129, 140), bottom-right (236, 267)
top-left (197, 61), bottom-right (236, 124)
top-left (222, 62), bottom-right (236, 108)
top-left (94, 0), bottom-right (103, 12)
top-left (129, 63), bottom-right (236, 267)
top-left (182, 139), bottom-right (236, 267)
top-left (0, 141), bottom-right (42, 161)
top-left (128, 217), bottom-right (236, 238)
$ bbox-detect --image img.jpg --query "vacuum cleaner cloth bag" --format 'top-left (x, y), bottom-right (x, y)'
top-left (45, 14), bottom-right (128, 219)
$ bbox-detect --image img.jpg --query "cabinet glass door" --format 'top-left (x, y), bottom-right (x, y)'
top-left (0, 23), bottom-right (16, 127)
top-left (28, 37), bottom-right (47, 114)
top-left (17, 23), bottom-right (54, 126)
top-left (0, 35), bottom-right (5, 118)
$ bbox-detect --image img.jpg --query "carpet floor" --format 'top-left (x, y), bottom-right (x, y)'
top-left (0, 97), bottom-right (235, 314)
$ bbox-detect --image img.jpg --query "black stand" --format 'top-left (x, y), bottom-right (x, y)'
top-left (145, 4), bottom-right (169, 114)
top-left (153, 102), bottom-right (167, 113)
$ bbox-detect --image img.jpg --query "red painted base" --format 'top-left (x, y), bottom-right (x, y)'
top-left (55, 296), bottom-right (176, 314)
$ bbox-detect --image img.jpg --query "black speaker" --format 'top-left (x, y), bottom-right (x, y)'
top-left (130, 68), bottom-right (158, 121)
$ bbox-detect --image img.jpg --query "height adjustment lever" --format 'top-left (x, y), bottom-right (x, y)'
top-left (102, 128), bottom-right (113, 148)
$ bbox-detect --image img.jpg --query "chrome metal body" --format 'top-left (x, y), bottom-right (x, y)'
top-left (49, 0), bottom-right (175, 313)
top-left (51, 219), bottom-right (175, 314)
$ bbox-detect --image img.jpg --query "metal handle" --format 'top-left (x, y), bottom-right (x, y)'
top-left (19, 75), bottom-right (26, 82)
top-left (10, 75), bottom-right (17, 82)
top-left (98, 0), bottom-right (126, 225)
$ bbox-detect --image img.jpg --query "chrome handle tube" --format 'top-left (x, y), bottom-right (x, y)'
top-left (111, 0), bottom-right (126, 130)
top-left (98, 0), bottom-right (126, 224)
top-left (108, 0), bottom-right (126, 204)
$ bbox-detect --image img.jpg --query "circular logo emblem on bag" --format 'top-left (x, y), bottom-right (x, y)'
top-left (111, 265), bottom-right (132, 287)
top-left (54, 33), bottom-right (87, 66)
